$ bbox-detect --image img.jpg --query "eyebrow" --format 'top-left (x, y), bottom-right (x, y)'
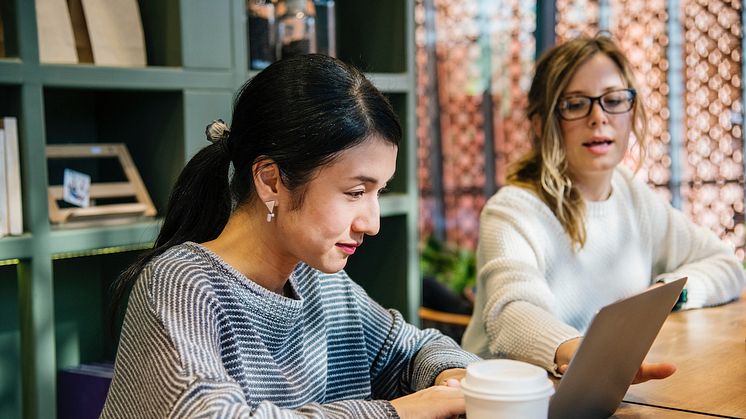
top-left (350, 175), bottom-right (394, 185)
top-left (562, 85), bottom-right (627, 96)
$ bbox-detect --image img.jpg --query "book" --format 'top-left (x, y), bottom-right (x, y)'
top-left (0, 129), bottom-right (7, 238)
top-left (34, 0), bottom-right (79, 64)
top-left (1, 117), bottom-right (22, 235)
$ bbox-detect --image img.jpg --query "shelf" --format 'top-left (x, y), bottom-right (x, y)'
top-left (245, 71), bottom-right (412, 94)
top-left (380, 193), bottom-right (414, 217)
top-left (0, 234), bottom-right (32, 263)
top-left (40, 65), bottom-right (234, 90)
top-left (49, 218), bottom-right (161, 258)
top-left (367, 73), bottom-right (412, 93)
top-left (0, 59), bottom-right (23, 84)
top-left (5, 1), bottom-right (418, 418)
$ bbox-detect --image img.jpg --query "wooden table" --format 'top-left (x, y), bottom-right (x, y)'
top-left (622, 292), bottom-right (746, 418)
top-left (614, 402), bottom-right (721, 418)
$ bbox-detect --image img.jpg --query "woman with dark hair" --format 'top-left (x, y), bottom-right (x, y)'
top-left (103, 54), bottom-right (479, 418)
top-left (462, 35), bottom-right (745, 380)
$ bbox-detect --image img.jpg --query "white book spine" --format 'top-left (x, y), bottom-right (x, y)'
top-left (0, 129), bottom-right (7, 238)
top-left (3, 117), bottom-right (22, 235)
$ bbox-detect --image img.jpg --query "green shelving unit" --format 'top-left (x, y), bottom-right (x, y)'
top-left (0, 1), bottom-right (418, 418)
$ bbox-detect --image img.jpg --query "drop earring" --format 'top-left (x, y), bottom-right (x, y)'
top-left (265, 200), bottom-right (276, 222)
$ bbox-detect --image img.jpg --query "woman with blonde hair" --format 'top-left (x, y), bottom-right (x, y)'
top-left (462, 35), bottom-right (745, 380)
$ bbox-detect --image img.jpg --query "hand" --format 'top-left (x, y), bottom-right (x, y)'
top-left (390, 383), bottom-right (464, 419)
top-left (555, 338), bottom-right (676, 384)
top-left (554, 337), bottom-right (582, 373)
top-left (434, 368), bottom-right (466, 386)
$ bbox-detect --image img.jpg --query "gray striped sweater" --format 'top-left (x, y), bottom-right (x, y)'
top-left (101, 242), bottom-right (479, 418)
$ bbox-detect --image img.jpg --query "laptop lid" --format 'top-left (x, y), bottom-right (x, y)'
top-left (549, 277), bottom-right (687, 419)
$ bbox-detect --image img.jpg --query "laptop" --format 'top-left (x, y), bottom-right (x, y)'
top-left (549, 277), bottom-right (687, 419)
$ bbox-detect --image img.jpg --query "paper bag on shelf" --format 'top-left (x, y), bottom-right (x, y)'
top-left (67, 0), bottom-right (94, 63)
top-left (35, 0), bottom-right (79, 64)
top-left (81, 0), bottom-right (147, 67)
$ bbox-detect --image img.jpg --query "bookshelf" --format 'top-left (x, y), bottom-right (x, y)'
top-left (0, 1), bottom-right (418, 418)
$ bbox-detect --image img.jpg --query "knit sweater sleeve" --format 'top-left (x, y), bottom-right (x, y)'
top-left (344, 275), bottom-right (480, 398)
top-left (635, 175), bottom-right (746, 308)
top-left (102, 263), bottom-right (399, 419)
top-left (473, 190), bottom-right (581, 371)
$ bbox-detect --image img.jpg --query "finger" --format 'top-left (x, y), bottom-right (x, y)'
top-left (558, 364), bottom-right (568, 374)
top-left (445, 378), bottom-right (461, 388)
top-left (632, 363), bottom-right (677, 384)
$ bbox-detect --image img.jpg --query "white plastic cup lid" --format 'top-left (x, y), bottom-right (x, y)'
top-left (461, 359), bottom-right (554, 401)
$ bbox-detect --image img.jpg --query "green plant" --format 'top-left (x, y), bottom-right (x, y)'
top-left (420, 236), bottom-right (476, 296)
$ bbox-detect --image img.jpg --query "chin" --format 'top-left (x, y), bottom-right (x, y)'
top-left (311, 259), bottom-right (348, 274)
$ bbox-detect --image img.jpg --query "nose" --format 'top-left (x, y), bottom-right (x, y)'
top-left (587, 99), bottom-right (608, 126)
top-left (352, 198), bottom-right (381, 236)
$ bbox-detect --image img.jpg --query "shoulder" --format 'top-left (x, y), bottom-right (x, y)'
top-left (299, 264), bottom-right (365, 300)
top-left (612, 166), bottom-right (669, 212)
top-left (484, 185), bottom-right (554, 217)
top-left (481, 185), bottom-right (564, 233)
top-left (137, 242), bottom-right (224, 310)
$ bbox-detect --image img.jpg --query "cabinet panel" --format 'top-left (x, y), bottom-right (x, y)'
top-left (0, 0), bottom-right (18, 58)
top-left (0, 264), bottom-right (21, 419)
top-left (336, 0), bottom-right (407, 73)
top-left (53, 252), bottom-right (142, 370)
top-left (180, 0), bottom-right (232, 69)
top-left (138, 0), bottom-right (182, 67)
top-left (43, 88), bottom-right (185, 214)
top-left (345, 215), bottom-right (410, 317)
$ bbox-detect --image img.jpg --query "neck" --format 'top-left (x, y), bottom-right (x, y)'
top-left (570, 170), bottom-right (614, 202)
top-left (201, 206), bottom-right (296, 295)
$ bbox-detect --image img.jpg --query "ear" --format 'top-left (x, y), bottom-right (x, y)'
top-left (252, 158), bottom-right (281, 203)
top-left (531, 114), bottom-right (543, 139)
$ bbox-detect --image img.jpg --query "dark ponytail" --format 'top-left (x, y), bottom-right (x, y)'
top-left (109, 135), bottom-right (232, 329)
top-left (110, 54), bottom-right (401, 332)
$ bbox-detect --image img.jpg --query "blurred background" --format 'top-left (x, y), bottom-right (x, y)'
top-left (415, 0), bottom-right (745, 313)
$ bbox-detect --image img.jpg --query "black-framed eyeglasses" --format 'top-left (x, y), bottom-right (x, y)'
top-left (557, 88), bottom-right (636, 121)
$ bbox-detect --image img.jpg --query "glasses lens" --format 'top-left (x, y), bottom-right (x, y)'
top-left (600, 90), bottom-right (634, 113)
top-left (558, 97), bottom-right (591, 120)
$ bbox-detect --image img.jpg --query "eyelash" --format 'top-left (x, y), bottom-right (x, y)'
top-left (346, 187), bottom-right (389, 199)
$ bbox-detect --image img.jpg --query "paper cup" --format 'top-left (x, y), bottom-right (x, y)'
top-left (461, 359), bottom-right (554, 419)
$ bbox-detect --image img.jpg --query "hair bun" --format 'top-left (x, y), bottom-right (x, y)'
top-left (205, 119), bottom-right (230, 143)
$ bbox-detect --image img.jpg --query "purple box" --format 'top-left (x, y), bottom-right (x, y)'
top-left (58, 363), bottom-right (113, 419)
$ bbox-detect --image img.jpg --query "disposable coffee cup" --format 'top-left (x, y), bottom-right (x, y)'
top-left (460, 359), bottom-right (554, 419)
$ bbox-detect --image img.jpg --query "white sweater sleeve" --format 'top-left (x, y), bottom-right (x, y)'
top-left (640, 181), bottom-right (746, 308)
top-left (475, 194), bottom-right (581, 371)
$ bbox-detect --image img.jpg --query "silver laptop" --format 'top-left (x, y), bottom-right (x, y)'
top-left (549, 277), bottom-right (687, 419)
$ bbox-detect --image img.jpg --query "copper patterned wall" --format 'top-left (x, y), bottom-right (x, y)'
top-left (555, 0), bottom-right (599, 42)
top-left (488, 2), bottom-right (536, 186)
top-left (680, 0), bottom-right (744, 256)
top-left (415, 0), bottom-right (535, 250)
top-left (609, 0), bottom-right (672, 198)
top-left (417, 0), bottom-right (746, 256)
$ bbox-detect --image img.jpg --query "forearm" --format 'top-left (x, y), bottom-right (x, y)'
top-left (172, 380), bottom-right (399, 419)
top-left (409, 334), bottom-right (480, 390)
top-left (486, 300), bottom-right (580, 371)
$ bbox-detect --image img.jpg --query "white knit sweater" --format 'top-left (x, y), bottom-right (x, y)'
top-left (462, 166), bottom-right (746, 371)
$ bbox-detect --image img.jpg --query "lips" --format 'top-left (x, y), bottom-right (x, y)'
top-left (336, 243), bottom-right (359, 255)
top-left (582, 138), bottom-right (614, 155)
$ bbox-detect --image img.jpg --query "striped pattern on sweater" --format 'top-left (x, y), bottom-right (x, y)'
top-left (102, 242), bottom-right (479, 418)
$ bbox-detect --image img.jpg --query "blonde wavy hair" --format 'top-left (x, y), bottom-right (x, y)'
top-left (507, 35), bottom-right (648, 250)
